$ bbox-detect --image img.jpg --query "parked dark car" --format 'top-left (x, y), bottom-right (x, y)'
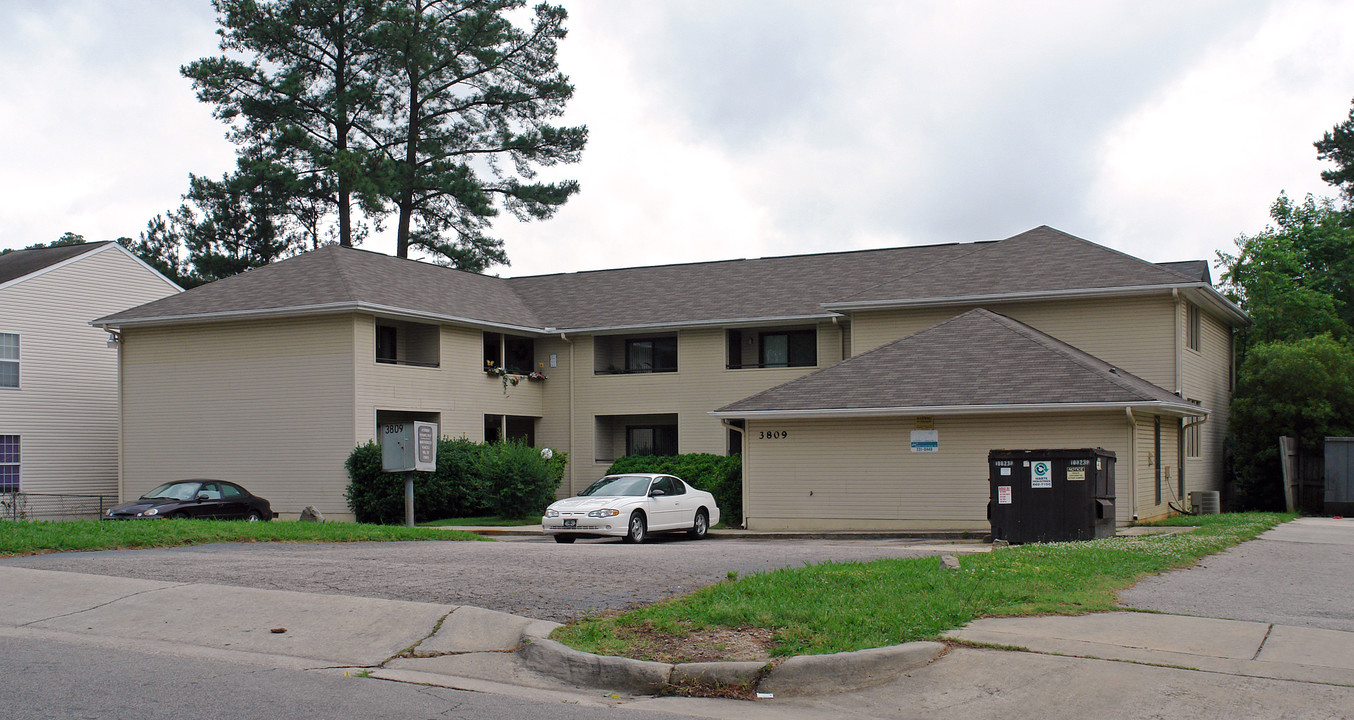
top-left (104, 480), bottom-right (275, 521)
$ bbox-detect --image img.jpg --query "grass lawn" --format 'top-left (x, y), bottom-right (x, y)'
top-left (0, 519), bottom-right (484, 557)
top-left (419, 515), bottom-right (542, 527)
top-left (553, 512), bottom-right (1292, 661)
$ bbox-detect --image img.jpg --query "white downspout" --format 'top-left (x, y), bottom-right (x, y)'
top-left (1172, 289), bottom-right (1182, 395)
top-left (721, 419), bottom-right (746, 528)
top-left (1125, 406), bottom-right (1138, 522)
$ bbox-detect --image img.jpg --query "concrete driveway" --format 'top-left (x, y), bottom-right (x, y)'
top-left (1119, 516), bottom-right (1354, 631)
top-left (0, 535), bottom-right (982, 622)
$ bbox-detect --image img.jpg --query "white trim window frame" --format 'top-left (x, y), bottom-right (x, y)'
top-left (0, 435), bottom-right (19, 492)
top-left (0, 333), bottom-right (17, 389)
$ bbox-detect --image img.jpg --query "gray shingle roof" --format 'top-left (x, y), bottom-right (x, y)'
top-left (95, 245), bottom-right (541, 329)
top-left (504, 242), bottom-right (977, 330)
top-left (95, 226), bottom-right (1231, 332)
top-left (1156, 260), bottom-right (1212, 283)
top-left (826, 226), bottom-right (1208, 308)
top-left (714, 308), bottom-right (1201, 416)
top-left (0, 242), bottom-right (112, 286)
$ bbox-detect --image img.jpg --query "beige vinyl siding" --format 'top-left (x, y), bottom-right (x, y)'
top-left (0, 246), bottom-right (177, 498)
top-left (1131, 410), bottom-right (1182, 523)
top-left (560, 321), bottom-right (843, 495)
top-left (742, 412), bottom-right (1132, 530)
top-left (353, 318), bottom-right (552, 446)
top-left (849, 295), bottom-right (1178, 390)
top-left (121, 316), bottom-right (355, 519)
top-left (1178, 300), bottom-right (1233, 495)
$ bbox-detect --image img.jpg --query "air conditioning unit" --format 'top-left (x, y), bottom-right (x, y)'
top-left (1188, 490), bottom-right (1221, 515)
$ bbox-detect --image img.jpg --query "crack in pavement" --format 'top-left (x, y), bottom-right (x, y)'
top-left (17, 582), bottom-right (191, 627)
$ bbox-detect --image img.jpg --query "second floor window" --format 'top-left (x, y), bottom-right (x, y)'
top-left (727, 328), bottom-right (816, 368)
top-left (0, 333), bottom-right (17, 388)
top-left (594, 334), bottom-right (678, 374)
top-left (375, 321), bottom-right (439, 367)
top-left (484, 332), bottom-right (536, 374)
top-left (626, 337), bottom-right (677, 373)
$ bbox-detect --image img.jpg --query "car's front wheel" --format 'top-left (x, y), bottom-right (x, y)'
top-left (553, 535), bottom-right (576, 544)
top-left (623, 512), bottom-right (647, 544)
top-left (688, 509), bottom-right (709, 539)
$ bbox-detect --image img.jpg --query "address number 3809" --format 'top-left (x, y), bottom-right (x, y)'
top-left (758, 430), bottom-right (789, 440)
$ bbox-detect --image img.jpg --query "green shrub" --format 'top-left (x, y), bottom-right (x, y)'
top-left (606, 453), bottom-right (741, 526)
top-left (345, 439), bottom-right (567, 524)
top-left (484, 441), bottom-right (558, 518)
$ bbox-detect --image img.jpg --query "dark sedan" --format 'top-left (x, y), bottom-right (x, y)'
top-left (104, 480), bottom-right (275, 521)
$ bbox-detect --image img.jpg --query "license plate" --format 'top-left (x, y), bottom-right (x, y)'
top-left (563, 519), bottom-right (576, 528)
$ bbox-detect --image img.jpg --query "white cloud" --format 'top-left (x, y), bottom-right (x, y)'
top-left (1088, 0), bottom-right (1354, 268)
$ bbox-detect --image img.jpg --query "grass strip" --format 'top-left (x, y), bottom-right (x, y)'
top-left (0, 519), bottom-right (484, 557)
top-left (552, 512), bottom-right (1292, 661)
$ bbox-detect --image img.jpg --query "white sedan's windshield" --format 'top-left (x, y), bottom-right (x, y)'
top-left (579, 476), bottom-right (651, 497)
top-left (142, 482), bottom-right (202, 501)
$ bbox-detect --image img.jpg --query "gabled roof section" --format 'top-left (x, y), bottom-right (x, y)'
top-left (0, 242), bottom-right (113, 288)
top-left (824, 227), bottom-right (1221, 310)
top-left (504, 242), bottom-right (977, 331)
top-left (1156, 260), bottom-right (1212, 283)
top-left (713, 308), bottom-right (1202, 418)
top-left (95, 245), bottom-right (542, 331)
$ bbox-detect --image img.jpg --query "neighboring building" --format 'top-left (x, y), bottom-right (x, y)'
top-left (0, 243), bottom-right (181, 505)
top-left (94, 227), bottom-right (1245, 526)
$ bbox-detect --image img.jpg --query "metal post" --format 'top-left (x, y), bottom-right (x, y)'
top-left (404, 471), bottom-right (415, 527)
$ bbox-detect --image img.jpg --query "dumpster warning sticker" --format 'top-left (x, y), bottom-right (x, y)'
top-left (1031, 460), bottom-right (1052, 488)
top-left (1066, 466), bottom-right (1086, 482)
top-left (997, 486), bottom-right (1012, 504)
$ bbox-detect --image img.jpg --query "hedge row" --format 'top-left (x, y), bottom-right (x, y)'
top-left (345, 439), bottom-right (567, 524)
top-left (605, 453), bottom-right (741, 527)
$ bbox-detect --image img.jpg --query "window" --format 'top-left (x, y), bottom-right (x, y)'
top-left (0, 333), bottom-right (17, 388)
top-left (593, 335), bottom-right (677, 374)
top-left (484, 332), bottom-right (536, 374)
top-left (625, 337), bottom-right (677, 373)
top-left (376, 326), bottom-right (398, 363)
top-left (374, 321), bottom-right (438, 367)
top-left (1186, 302), bottom-right (1201, 351)
top-left (484, 414), bottom-right (537, 446)
top-left (626, 424), bottom-right (678, 456)
top-left (651, 476), bottom-right (683, 496)
top-left (221, 483), bottom-right (244, 499)
top-left (594, 414), bottom-right (676, 462)
top-left (0, 436), bottom-right (19, 492)
top-left (727, 327), bottom-right (816, 369)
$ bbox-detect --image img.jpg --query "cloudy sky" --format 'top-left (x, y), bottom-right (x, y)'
top-left (2, 0), bottom-right (1353, 278)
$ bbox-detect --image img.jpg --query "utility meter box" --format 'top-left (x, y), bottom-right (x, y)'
top-left (381, 421), bottom-right (438, 473)
top-left (988, 448), bottom-right (1116, 544)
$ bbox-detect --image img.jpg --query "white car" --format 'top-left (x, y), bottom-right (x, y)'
top-left (542, 473), bottom-right (720, 544)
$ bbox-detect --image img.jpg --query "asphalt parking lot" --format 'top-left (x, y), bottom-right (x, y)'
top-left (0, 535), bottom-right (978, 622)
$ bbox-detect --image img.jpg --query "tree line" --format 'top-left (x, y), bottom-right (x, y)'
top-left (1217, 98), bottom-right (1354, 509)
top-left (6, 0), bottom-right (586, 286)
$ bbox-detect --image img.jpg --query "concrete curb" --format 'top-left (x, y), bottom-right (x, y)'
top-left (517, 625), bottom-right (945, 697)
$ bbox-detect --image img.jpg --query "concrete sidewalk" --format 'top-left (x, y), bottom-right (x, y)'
top-left (945, 611), bottom-right (1354, 686)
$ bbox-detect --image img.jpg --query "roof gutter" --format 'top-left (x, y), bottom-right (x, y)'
top-left (822, 283), bottom-right (1249, 326)
top-left (553, 313), bottom-right (843, 335)
top-left (92, 301), bottom-right (548, 336)
top-left (709, 400), bottom-right (1208, 421)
